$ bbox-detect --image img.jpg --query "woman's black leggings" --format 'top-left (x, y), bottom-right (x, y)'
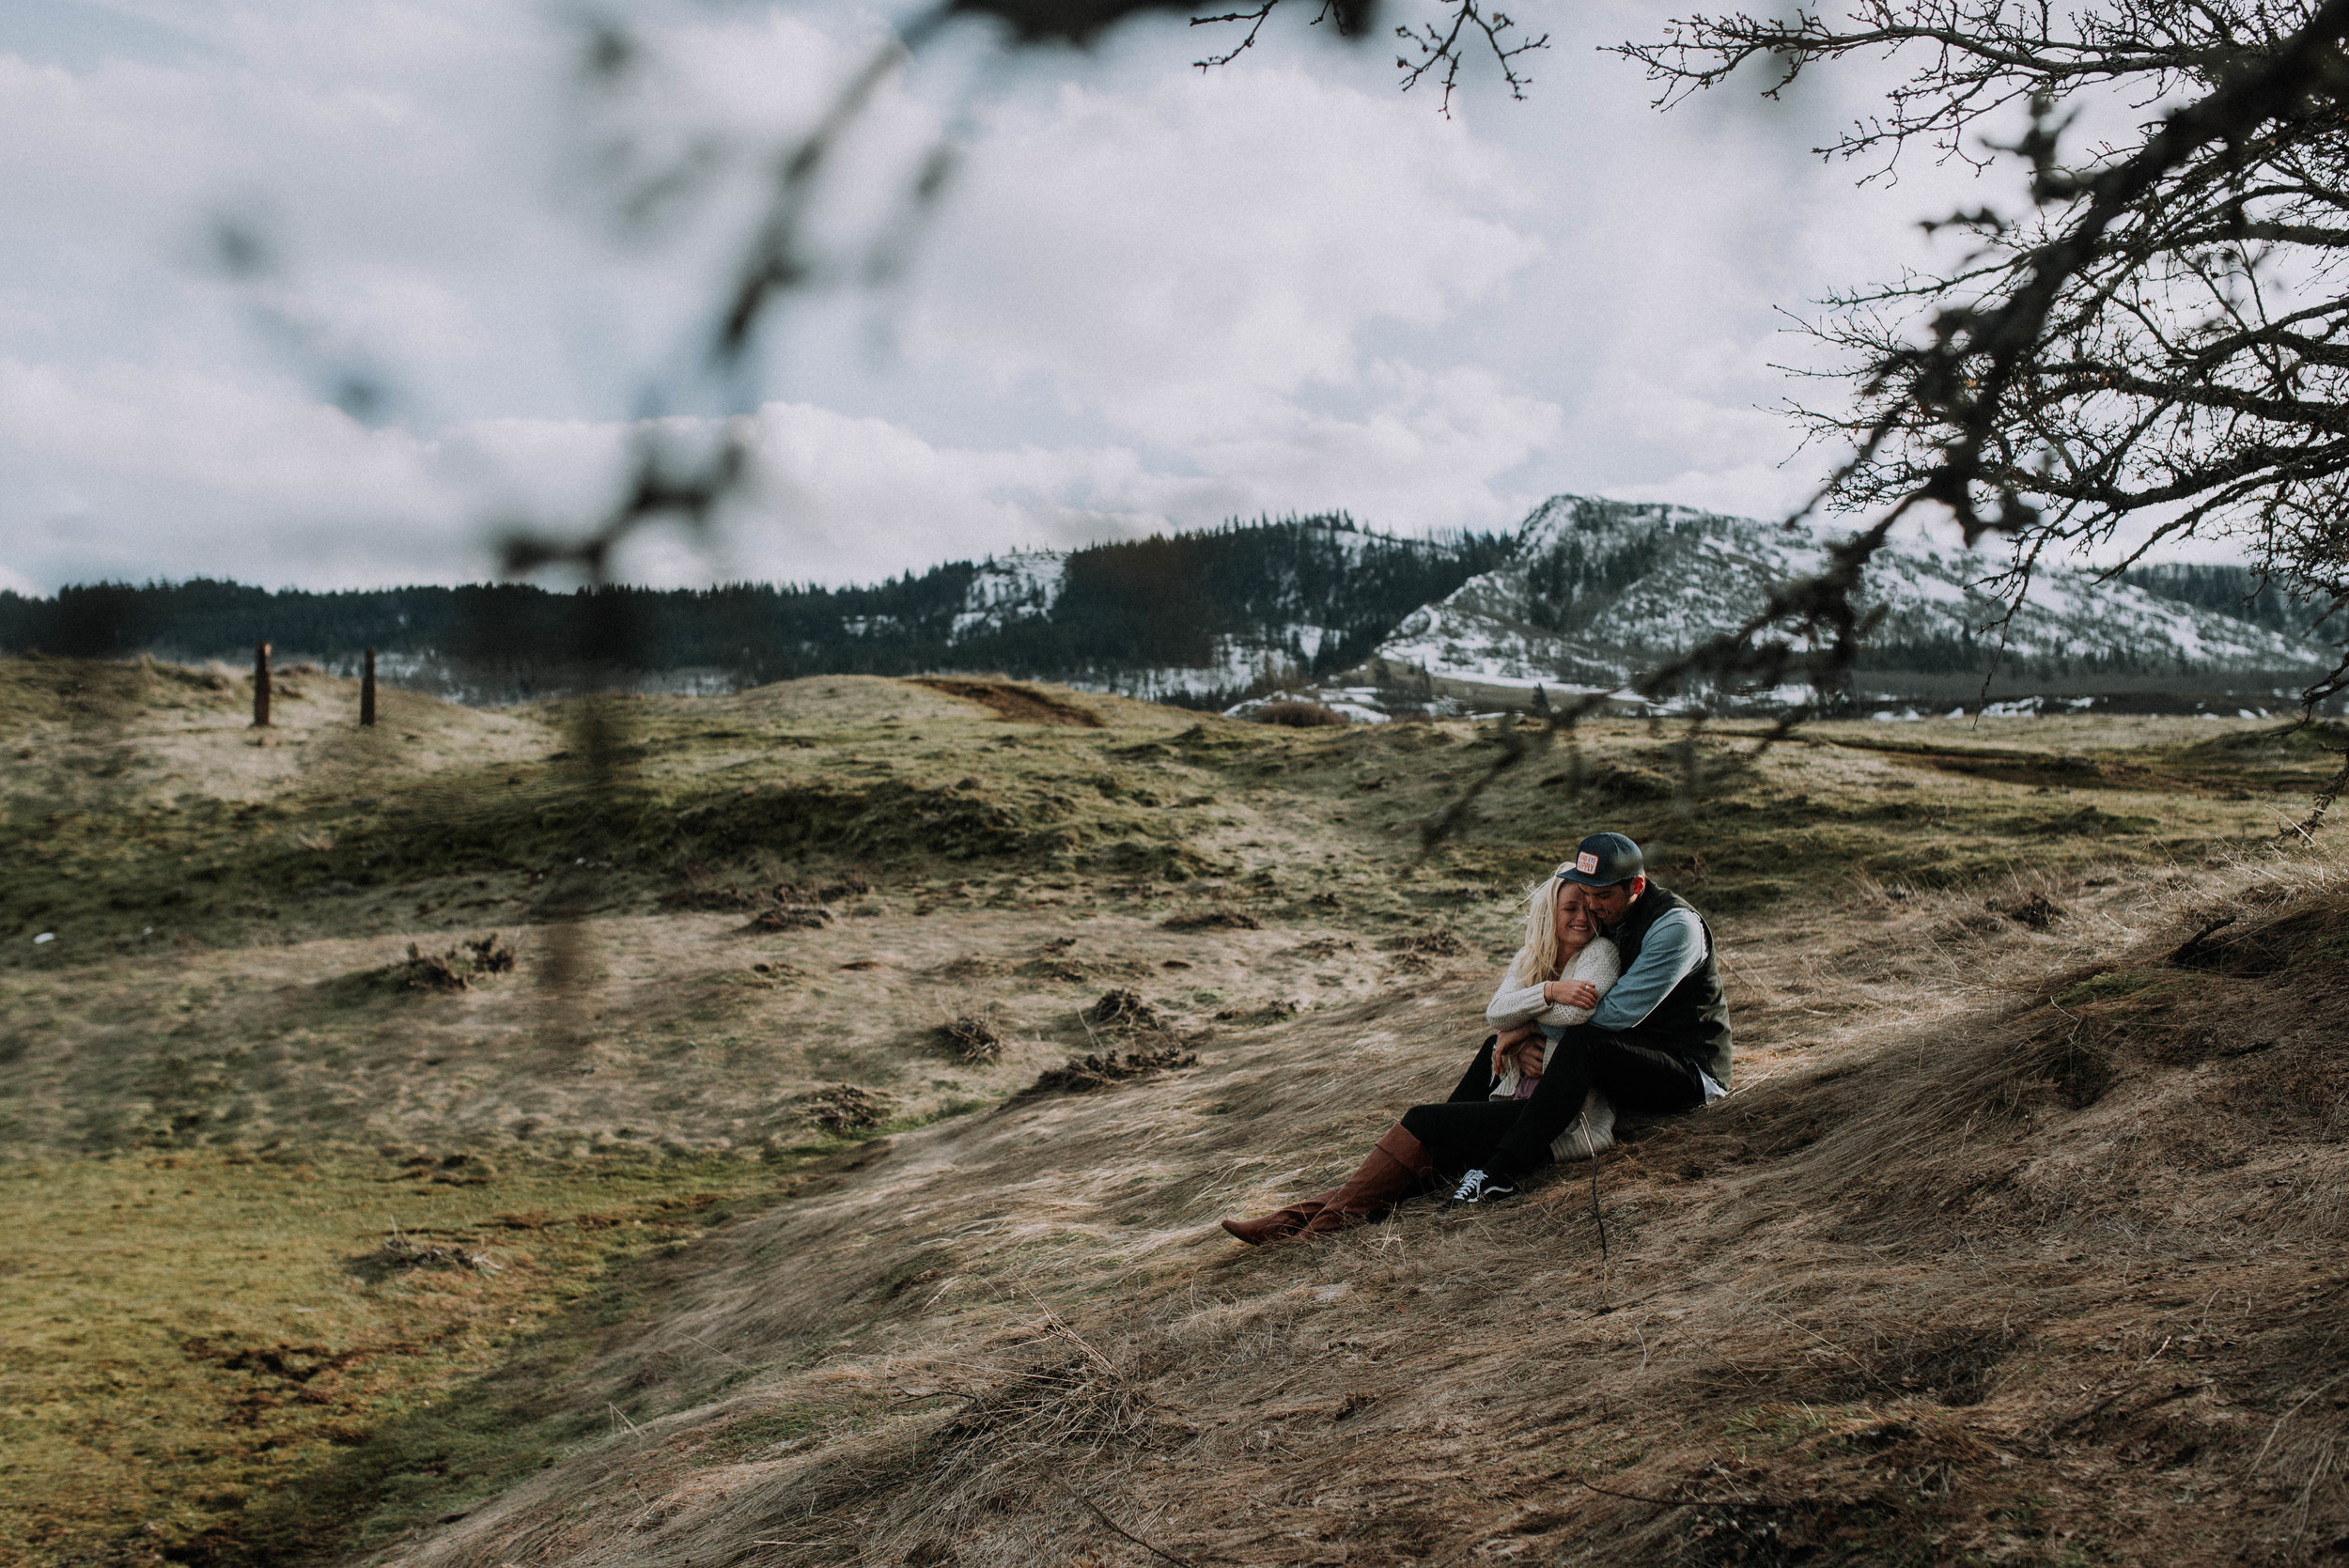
top-left (1399, 1027), bottom-right (1704, 1180)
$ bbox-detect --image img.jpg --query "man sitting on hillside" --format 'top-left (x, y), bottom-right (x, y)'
top-left (1445, 831), bottom-right (1733, 1205)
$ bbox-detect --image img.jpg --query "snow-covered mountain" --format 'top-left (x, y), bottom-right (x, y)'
top-left (24, 501), bottom-right (2330, 712)
top-left (1370, 496), bottom-right (2327, 698)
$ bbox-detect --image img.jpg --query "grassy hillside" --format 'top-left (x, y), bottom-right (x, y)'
top-left (348, 860), bottom-right (2349, 1568)
top-left (0, 654), bottom-right (2342, 1566)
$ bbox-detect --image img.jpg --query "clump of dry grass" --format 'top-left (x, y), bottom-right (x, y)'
top-left (746, 903), bottom-right (832, 932)
top-left (1383, 929), bottom-right (1468, 956)
top-left (1085, 987), bottom-right (1160, 1029)
top-left (356, 1220), bottom-right (502, 1278)
top-left (798, 1084), bottom-right (895, 1135)
top-left (1027, 1045), bottom-right (1199, 1094)
top-left (939, 1015), bottom-right (1002, 1064)
top-left (1253, 699), bottom-right (1348, 728)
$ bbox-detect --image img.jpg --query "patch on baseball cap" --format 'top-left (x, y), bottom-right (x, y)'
top-left (1556, 831), bottom-right (1644, 887)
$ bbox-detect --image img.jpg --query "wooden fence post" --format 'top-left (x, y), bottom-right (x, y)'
top-left (253, 642), bottom-right (272, 728)
top-left (361, 646), bottom-right (377, 727)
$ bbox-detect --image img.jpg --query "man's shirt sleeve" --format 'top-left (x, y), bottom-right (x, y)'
top-left (1587, 908), bottom-right (1704, 1031)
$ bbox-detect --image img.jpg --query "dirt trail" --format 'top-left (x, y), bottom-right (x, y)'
top-left (912, 677), bottom-right (1106, 727)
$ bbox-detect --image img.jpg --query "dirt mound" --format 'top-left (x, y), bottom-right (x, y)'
top-left (746, 903), bottom-right (831, 933)
top-left (1085, 987), bottom-right (1160, 1029)
top-left (374, 933), bottom-right (515, 992)
top-left (912, 677), bottom-right (1103, 727)
top-left (1028, 1044), bottom-right (1199, 1094)
top-left (1160, 908), bottom-right (1261, 931)
top-left (798, 1084), bottom-right (894, 1135)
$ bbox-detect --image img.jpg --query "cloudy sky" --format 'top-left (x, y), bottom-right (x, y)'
top-left (1, 0), bottom-right (2106, 594)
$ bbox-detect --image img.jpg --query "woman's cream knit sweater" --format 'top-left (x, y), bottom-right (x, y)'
top-left (1482, 937), bottom-right (1622, 1099)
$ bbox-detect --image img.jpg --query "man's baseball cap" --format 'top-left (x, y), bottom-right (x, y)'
top-left (1555, 831), bottom-right (1644, 887)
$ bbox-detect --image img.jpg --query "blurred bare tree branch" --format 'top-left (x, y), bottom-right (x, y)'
top-left (1617, 0), bottom-right (2349, 730)
top-left (1590, 0), bottom-right (2349, 831)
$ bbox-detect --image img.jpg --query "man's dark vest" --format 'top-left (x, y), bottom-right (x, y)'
top-left (1609, 885), bottom-right (1733, 1086)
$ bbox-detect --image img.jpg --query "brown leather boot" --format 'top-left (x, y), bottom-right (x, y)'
top-left (1220, 1188), bottom-right (1338, 1246)
top-left (1298, 1124), bottom-right (1435, 1234)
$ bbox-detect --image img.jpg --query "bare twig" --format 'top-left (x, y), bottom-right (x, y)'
top-left (1576, 1476), bottom-right (1783, 1509)
top-left (1051, 1474), bottom-right (1198, 1568)
top-left (2249, 1367), bottom-right (2349, 1474)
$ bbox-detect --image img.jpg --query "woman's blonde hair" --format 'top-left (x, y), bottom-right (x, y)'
top-left (1510, 873), bottom-right (1569, 986)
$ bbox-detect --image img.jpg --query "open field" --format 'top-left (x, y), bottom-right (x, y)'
top-left (2, 653), bottom-right (2344, 1565)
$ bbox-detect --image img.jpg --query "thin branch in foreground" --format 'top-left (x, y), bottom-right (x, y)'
top-left (1051, 1475), bottom-right (1199, 1567)
top-left (1396, 0), bottom-right (1548, 112)
top-left (2283, 744), bottom-right (2349, 840)
top-left (1190, 0), bottom-right (1279, 67)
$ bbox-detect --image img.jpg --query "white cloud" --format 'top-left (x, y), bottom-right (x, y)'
top-left (0, 356), bottom-right (469, 587)
top-left (1187, 363), bottom-right (1563, 531)
top-left (629, 370), bottom-right (1568, 583)
top-left (1606, 464), bottom-right (1821, 524)
top-left (0, 352), bottom-right (1561, 591)
top-left (910, 69), bottom-right (1544, 442)
top-left (0, 0), bottom-right (2253, 599)
top-left (0, 3), bottom-right (1580, 592)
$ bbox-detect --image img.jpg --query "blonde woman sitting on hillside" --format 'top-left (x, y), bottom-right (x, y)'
top-left (1220, 870), bottom-right (1622, 1244)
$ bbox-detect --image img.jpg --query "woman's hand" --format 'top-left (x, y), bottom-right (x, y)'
top-left (1493, 1025), bottom-right (1543, 1078)
top-left (1542, 979), bottom-right (1600, 1011)
top-left (1491, 1024), bottom-right (1538, 1077)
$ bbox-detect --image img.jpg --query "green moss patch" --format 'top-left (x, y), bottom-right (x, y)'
top-left (0, 1148), bottom-right (817, 1568)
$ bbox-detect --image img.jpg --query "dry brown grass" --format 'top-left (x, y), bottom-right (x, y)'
top-left (9, 660), bottom-right (2345, 1566)
top-left (0, 653), bottom-right (547, 815)
top-left (0, 900), bottom-right (1419, 1162)
top-left (353, 850), bottom-right (2347, 1568)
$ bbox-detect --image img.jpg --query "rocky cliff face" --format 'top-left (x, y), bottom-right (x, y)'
top-left (1370, 495), bottom-right (2328, 696)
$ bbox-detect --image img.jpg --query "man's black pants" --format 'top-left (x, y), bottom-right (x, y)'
top-left (1398, 1026), bottom-right (1704, 1180)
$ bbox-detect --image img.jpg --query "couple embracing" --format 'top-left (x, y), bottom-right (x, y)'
top-left (1221, 831), bottom-right (1732, 1245)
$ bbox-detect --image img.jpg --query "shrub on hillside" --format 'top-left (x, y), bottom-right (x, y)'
top-left (1254, 700), bottom-right (1348, 728)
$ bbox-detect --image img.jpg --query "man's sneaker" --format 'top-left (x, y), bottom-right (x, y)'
top-left (1445, 1169), bottom-right (1518, 1208)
